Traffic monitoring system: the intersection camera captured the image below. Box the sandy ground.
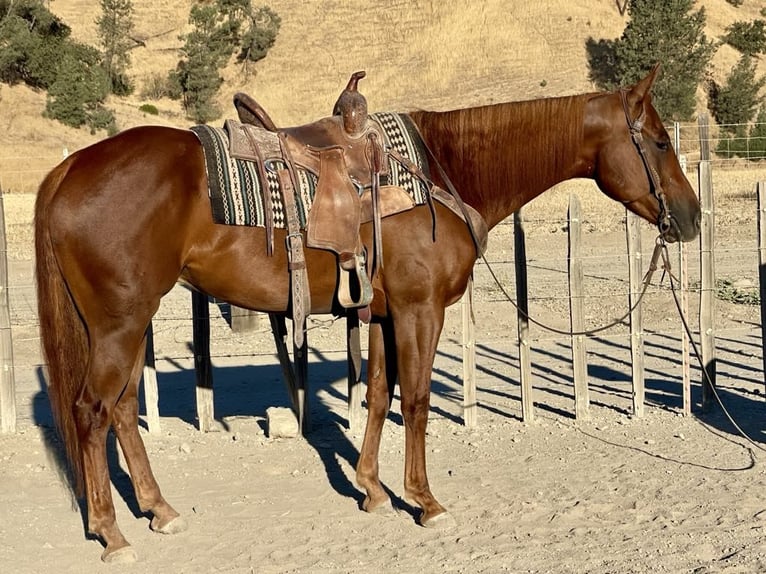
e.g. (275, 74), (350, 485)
(1, 181), (766, 574)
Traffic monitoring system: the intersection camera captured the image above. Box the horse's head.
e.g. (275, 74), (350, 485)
(585, 64), (700, 243)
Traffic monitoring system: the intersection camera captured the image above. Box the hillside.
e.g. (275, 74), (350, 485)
(0, 0), (764, 192)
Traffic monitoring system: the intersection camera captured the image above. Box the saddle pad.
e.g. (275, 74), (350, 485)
(191, 124), (316, 228)
(370, 112), (431, 204)
(191, 112), (431, 228)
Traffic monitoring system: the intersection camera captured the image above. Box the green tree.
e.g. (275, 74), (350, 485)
(710, 54), (766, 133)
(0, 0), (72, 88)
(722, 19), (766, 56)
(170, 1), (280, 123)
(96, 0), (136, 95)
(238, 6), (280, 63)
(0, 0), (118, 133)
(44, 43), (115, 132)
(170, 3), (235, 123)
(586, 0), (716, 122)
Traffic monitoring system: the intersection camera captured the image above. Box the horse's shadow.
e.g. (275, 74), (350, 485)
(32, 346), (428, 533)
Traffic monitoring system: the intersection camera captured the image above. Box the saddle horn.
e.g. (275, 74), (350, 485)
(333, 71), (368, 137)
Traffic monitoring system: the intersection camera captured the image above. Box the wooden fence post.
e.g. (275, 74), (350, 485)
(626, 211), (645, 417)
(697, 114), (716, 412)
(462, 278), (477, 428)
(0, 193), (16, 433)
(346, 313), (364, 431)
(192, 290), (215, 431)
(142, 322), (161, 433)
(757, 181), (766, 396)
(231, 306), (260, 333)
(674, 120), (692, 415)
(568, 194), (589, 420)
(680, 241), (691, 416)
(514, 209), (534, 422)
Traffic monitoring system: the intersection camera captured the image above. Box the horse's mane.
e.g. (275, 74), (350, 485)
(410, 94), (590, 226)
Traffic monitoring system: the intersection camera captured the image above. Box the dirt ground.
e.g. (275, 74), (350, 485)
(2, 176), (766, 574)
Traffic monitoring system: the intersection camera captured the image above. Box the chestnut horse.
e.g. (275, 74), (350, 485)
(35, 65), (699, 562)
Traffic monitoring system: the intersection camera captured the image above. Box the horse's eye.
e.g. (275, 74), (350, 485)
(656, 140), (670, 152)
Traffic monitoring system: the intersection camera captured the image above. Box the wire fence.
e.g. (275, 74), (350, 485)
(675, 119), (766, 169)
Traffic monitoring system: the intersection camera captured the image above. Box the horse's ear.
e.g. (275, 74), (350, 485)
(626, 63), (661, 117)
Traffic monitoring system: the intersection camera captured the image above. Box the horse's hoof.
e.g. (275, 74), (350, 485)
(101, 545), (138, 563)
(421, 510), (457, 529)
(151, 515), (188, 535)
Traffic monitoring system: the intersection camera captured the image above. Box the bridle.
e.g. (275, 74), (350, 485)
(619, 88), (675, 239)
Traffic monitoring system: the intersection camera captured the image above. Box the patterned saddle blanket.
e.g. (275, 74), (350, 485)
(190, 112), (431, 230)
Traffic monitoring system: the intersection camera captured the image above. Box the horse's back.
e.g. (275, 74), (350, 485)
(45, 126), (204, 235)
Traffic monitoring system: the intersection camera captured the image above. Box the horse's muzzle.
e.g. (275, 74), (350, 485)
(661, 207), (701, 243)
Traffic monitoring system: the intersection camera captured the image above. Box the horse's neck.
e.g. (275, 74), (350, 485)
(411, 95), (592, 230)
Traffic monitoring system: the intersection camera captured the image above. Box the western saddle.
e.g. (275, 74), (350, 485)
(229, 71), (424, 347)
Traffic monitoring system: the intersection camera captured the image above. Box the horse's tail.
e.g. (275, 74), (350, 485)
(34, 160), (88, 496)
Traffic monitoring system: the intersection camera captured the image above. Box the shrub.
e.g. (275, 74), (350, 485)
(140, 72), (175, 99)
(139, 103), (159, 115)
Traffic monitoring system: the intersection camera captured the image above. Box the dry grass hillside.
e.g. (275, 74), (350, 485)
(0, 0), (764, 192)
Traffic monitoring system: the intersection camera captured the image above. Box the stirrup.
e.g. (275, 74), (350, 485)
(338, 252), (374, 308)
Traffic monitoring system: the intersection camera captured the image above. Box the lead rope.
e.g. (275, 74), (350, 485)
(480, 240), (663, 336)
(658, 240), (766, 456)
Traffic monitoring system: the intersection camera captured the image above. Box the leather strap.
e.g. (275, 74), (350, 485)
(366, 132), (385, 274)
(277, 133), (311, 348)
(245, 126), (275, 256)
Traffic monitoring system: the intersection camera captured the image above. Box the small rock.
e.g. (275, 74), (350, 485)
(266, 407), (299, 439)
(179, 442), (192, 454)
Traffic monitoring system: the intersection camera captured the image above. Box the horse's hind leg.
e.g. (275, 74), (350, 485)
(356, 318), (398, 515)
(112, 335), (186, 535)
(76, 327), (152, 562)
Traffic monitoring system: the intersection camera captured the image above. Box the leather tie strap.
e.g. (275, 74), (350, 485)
(245, 126), (275, 256)
(276, 133), (311, 349)
(366, 132), (384, 274)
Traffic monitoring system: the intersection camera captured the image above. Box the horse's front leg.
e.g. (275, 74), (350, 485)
(393, 303), (454, 528)
(356, 317), (398, 515)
